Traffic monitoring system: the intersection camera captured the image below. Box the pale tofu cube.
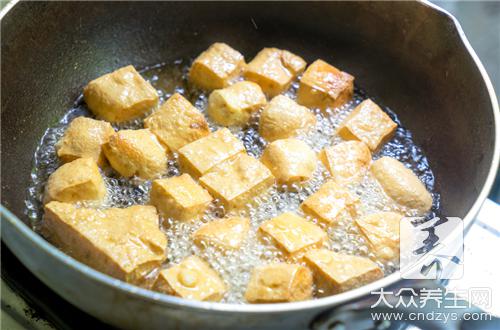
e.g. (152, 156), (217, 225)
(337, 99), (397, 151)
(301, 180), (358, 225)
(304, 249), (383, 295)
(83, 65), (159, 123)
(144, 93), (210, 152)
(56, 117), (115, 167)
(189, 43), (245, 90)
(103, 129), (167, 179)
(259, 212), (327, 257)
(320, 141), (372, 184)
(199, 153), (275, 210)
(259, 95), (316, 142)
(371, 157), (433, 213)
(261, 138), (317, 185)
(355, 212), (403, 260)
(178, 128), (245, 178)
(153, 256), (226, 301)
(44, 202), (167, 286)
(245, 48), (306, 96)
(44, 158), (106, 204)
(245, 263), (313, 303)
(193, 217), (250, 250)
(297, 59), (354, 110)
(208, 81), (266, 126)
(150, 174), (213, 221)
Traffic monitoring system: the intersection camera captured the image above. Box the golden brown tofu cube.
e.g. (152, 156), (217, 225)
(208, 81), (266, 126)
(103, 129), (167, 179)
(259, 95), (317, 142)
(200, 153), (275, 210)
(44, 157), (106, 204)
(144, 93), (210, 152)
(56, 117), (115, 167)
(371, 157), (433, 213)
(83, 65), (159, 123)
(320, 141), (372, 184)
(153, 256), (226, 301)
(193, 217), (250, 250)
(356, 212), (403, 260)
(189, 43), (245, 90)
(245, 263), (313, 303)
(245, 48), (306, 96)
(178, 128), (245, 178)
(259, 212), (327, 257)
(337, 99), (397, 151)
(44, 202), (167, 286)
(297, 59), (354, 110)
(261, 138), (317, 185)
(304, 249), (383, 295)
(301, 180), (358, 225)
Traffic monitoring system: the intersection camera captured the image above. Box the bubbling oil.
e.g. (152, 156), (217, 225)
(25, 60), (439, 303)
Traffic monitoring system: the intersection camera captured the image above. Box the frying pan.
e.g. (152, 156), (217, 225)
(1, 1), (499, 329)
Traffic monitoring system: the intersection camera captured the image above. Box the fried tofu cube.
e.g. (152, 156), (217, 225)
(144, 93), (210, 152)
(178, 128), (245, 178)
(259, 212), (327, 257)
(193, 217), (250, 250)
(208, 81), (266, 126)
(150, 174), (213, 221)
(245, 48), (306, 96)
(189, 43), (245, 90)
(320, 141), (372, 184)
(83, 65), (159, 123)
(153, 256), (226, 301)
(259, 95), (317, 142)
(261, 138), (317, 185)
(200, 153), (275, 210)
(245, 263), (313, 303)
(355, 212), (403, 260)
(304, 249), (383, 295)
(56, 117), (115, 167)
(44, 202), (167, 286)
(371, 157), (433, 213)
(297, 59), (354, 110)
(337, 99), (397, 151)
(103, 129), (167, 179)
(44, 157), (106, 204)
(301, 180), (358, 225)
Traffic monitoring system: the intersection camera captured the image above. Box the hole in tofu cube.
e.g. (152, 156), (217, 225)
(259, 212), (327, 258)
(259, 95), (316, 142)
(103, 129), (168, 180)
(44, 157), (106, 204)
(337, 99), (397, 151)
(193, 216), (250, 250)
(44, 202), (167, 286)
(304, 249), (383, 295)
(208, 81), (266, 126)
(144, 93), (210, 152)
(178, 128), (245, 178)
(189, 43), (245, 90)
(297, 59), (354, 111)
(319, 141), (372, 184)
(301, 180), (359, 225)
(261, 138), (317, 185)
(56, 117), (115, 167)
(199, 153), (275, 211)
(150, 174), (213, 221)
(83, 65), (159, 123)
(245, 48), (306, 97)
(153, 256), (226, 301)
(245, 263), (313, 303)
(371, 157), (432, 213)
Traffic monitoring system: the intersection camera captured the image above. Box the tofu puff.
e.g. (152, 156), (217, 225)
(320, 141), (372, 184)
(193, 217), (250, 250)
